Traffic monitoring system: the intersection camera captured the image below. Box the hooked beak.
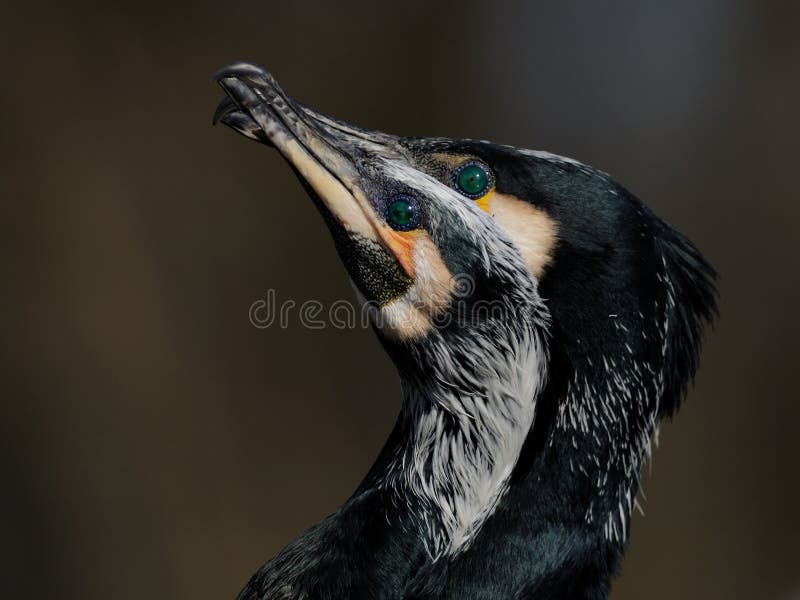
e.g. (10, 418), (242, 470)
(212, 63), (417, 293)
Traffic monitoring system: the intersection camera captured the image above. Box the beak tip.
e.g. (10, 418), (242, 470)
(212, 61), (271, 84)
(212, 97), (232, 126)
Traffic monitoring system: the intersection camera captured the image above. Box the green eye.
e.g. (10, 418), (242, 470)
(453, 161), (493, 198)
(386, 194), (419, 231)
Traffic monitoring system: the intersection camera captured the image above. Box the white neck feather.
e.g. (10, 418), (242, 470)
(384, 323), (547, 560)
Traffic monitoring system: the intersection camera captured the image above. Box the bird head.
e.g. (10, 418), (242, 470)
(213, 63), (717, 551)
(214, 64), (549, 350)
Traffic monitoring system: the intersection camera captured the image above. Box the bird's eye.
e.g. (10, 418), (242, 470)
(452, 161), (493, 199)
(385, 194), (420, 231)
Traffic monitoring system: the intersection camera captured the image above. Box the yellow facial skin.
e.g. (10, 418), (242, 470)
(475, 194), (492, 213)
(476, 190), (558, 280)
(371, 233), (455, 343)
(434, 154), (559, 280)
(381, 228), (420, 279)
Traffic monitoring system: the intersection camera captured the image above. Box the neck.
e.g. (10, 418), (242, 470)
(377, 314), (548, 560)
(240, 350), (648, 600)
(240, 313), (664, 600)
(388, 343), (648, 599)
(404, 326), (667, 599)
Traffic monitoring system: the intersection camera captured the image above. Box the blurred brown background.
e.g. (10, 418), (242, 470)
(2, 1), (799, 599)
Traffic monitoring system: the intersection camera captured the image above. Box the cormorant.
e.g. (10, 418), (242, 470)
(212, 62), (717, 600)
